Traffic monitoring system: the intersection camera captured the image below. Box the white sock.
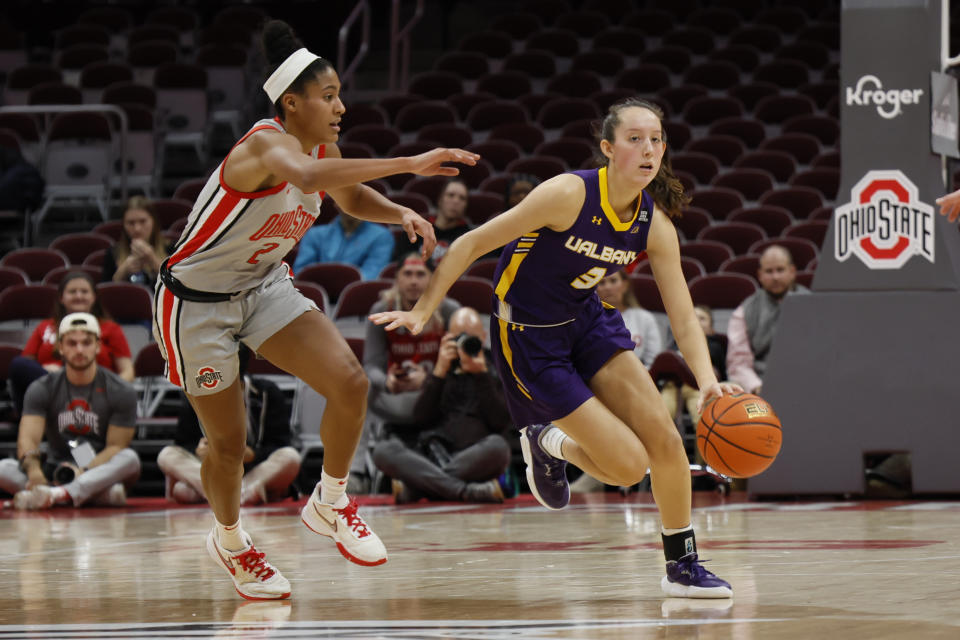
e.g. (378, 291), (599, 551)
(662, 524), (693, 536)
(216, 517), (246, 551)
(319, 469), (349, 508)
(539, 425), (570, 460)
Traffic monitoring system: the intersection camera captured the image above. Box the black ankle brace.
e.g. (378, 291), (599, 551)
(662, 529), (697, 563)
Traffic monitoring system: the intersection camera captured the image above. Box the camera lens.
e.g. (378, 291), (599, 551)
(456, 333), (483, 357)
(53, 463), (77, 485)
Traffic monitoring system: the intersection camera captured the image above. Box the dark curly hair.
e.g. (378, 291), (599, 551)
(261, 20), (335, 120)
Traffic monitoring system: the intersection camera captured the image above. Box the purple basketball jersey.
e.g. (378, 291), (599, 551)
(492, 167), (654, 326)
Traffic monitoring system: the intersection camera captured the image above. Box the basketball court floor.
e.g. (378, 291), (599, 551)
(0, 492), (958, 639)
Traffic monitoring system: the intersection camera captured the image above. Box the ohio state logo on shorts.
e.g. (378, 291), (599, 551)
(196, 367), (224, 390)
(834, 170), (934, 269)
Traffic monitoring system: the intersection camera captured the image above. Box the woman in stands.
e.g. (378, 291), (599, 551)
(596, 268), (663, 369)
(10, 271), (133, 412)
(372, 98), (740, 599)
(152, 19), (477, 600)
(101, 196), (170, 287)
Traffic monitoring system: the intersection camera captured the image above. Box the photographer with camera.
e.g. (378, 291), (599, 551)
(372, 307), (513, 503)
(0, 313), (140, 510)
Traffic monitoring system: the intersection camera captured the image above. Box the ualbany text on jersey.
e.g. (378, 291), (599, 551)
(564, 236), (639, 265)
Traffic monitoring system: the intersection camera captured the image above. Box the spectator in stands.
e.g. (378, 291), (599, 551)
(0, 313), (140, 509)
(0, 145), (43, 254)
(660, 304), (727, 426)
(595, 268), (662, 368)
(101, 196), (170, 286)
(292, 211), (394, 279)
(394, 178), (471, 262)
(505, 173), (541, 210)
(361, 253), (460, 489)
(9, 272), (133, 415)
(726, 245), (809, 394)
(157, 345), (301, 505)
(372, 307), (513, 503)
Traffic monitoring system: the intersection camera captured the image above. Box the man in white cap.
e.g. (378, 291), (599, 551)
(0, 312), (140, 509)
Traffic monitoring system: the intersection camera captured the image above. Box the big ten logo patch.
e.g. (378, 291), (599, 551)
(196, 367), (224, 390)
(743, 401), (771, 419)
(834, 170), (934, 269)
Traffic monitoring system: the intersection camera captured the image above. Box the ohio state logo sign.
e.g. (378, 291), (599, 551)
(834, 170), (934, 269)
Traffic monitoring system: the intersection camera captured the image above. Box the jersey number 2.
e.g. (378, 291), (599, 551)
(570, 266), (607, 289)
(247, 242), (280, 265)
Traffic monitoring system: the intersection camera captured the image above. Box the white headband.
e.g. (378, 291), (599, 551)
(263, 48), (320, 103)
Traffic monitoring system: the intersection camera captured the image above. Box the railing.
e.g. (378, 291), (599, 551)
(0, 104), (128, 202)
(337, 0), (371, 92)
(389, 0), (425, 92)
(0, 104), (128, 245)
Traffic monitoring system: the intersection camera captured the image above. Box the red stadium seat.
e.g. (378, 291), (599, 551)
(728, 206), (794, 238)
(96, 282), (153, 324)
(697, 222), (767, 256)
(297, 263), (362, 303)
(448, 277), (494, 315)
(679, 241), (735, 273)
(0, 284), (57, 322)
(688, 273), (758, 309)
(0, 248), (69, 282)
(48, 232), (114, 265)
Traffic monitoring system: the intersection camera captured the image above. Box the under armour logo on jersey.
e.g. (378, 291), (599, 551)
(638, 209), (649, 223)
(591, 216), (602, 225)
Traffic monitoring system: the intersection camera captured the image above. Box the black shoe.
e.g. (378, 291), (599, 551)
(461, 479), (505, 503)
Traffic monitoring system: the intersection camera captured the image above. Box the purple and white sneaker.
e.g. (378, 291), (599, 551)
(661, 553), (732, 598)
(519, 424), (569, 510)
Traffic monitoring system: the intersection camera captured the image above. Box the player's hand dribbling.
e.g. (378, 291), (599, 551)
(696, 381), (744, 416)
(369, 309), (430, 335)
(399, 208), (437, 260)
(407, 148), (480, 177)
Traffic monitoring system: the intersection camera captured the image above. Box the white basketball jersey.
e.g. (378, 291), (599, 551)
(166, 118), (325, 292)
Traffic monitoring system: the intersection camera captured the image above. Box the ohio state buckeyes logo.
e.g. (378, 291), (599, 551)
(834, 170), (934, 269)
(58, 398), (99, 436)
(195, 367), (224, 390)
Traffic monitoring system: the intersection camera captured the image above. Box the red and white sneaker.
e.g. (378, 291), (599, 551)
(205, 528), (291, 600)
(300, 488), (387, 566)
(13, 485), (56, 510)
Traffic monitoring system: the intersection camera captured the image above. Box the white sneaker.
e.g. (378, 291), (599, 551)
(90, 483), (127, 507)
(13, 485), (55, 510)
(300, 488), (387, 566)
(206, 528), (291, 600)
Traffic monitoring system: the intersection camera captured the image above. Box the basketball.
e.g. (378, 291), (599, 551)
(697, 393), (782, 478)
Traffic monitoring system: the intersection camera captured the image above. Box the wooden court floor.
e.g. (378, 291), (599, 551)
(0, 492), (958, 639)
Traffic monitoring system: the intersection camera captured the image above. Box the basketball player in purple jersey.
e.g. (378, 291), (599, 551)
(372, 98), (739, 598)
(153, 20), (478, 600)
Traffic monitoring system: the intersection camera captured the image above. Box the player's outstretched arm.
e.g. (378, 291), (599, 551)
(326, 144), (437, 259)
(370, 175), (583, 334)
(248, 129), (480, 194)
(936, 188), (960, 222)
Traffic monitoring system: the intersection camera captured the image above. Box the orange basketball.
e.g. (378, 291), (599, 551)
(697, 392), (782, 478)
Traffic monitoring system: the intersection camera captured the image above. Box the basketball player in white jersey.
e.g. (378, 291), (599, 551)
(153, 19), (479, 600)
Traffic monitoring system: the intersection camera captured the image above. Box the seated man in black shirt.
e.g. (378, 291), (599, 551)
(372, 307), (513, 503)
